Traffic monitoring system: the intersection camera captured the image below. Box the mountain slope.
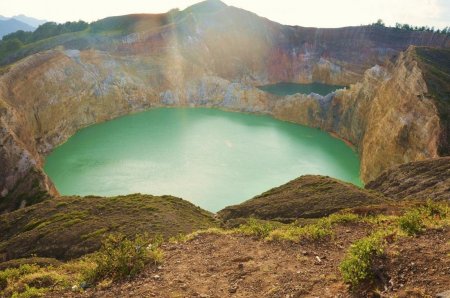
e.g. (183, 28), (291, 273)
(11, 15), (46, 28)
(0, 19), (34, 38)
(0, 194), (217, 261)
(366, 157), (450, 200)
(218, 175), (387, 222)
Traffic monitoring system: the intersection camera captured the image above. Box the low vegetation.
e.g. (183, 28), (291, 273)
(398, 210), (424, 235)
(0, 233), (164, 297)
(0, 194), (217, 261)
(0, 200), (448, 296)
(339, 231), (388, 288)
(83, 233), (163, 285)
(0, 263), (67, 297)
(234, 212), (360, 243)
(236, 218), (280, 238)
(338, 199), (449, 288)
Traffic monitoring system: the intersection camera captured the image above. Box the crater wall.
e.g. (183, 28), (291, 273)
(0, 2), (448, 211)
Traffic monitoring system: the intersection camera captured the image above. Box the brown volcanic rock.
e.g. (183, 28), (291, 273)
(366, 157), (450, 200)
(0, 0), (449, 211)
(218, 175), (387, 222)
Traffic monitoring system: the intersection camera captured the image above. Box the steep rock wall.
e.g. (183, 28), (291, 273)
(272, 47), (443, 181)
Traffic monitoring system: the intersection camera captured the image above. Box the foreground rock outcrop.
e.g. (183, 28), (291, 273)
(218, 175), (387, 222)
(0, 194), (217, 261)
(366, 157), (450, 200)
(0, 0), (449, 211)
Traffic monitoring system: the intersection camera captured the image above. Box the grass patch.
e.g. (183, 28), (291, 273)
(233, 213), (361, 243)
(80, 228), (109, 241)
(267, 222), (331, 243)
(419, 199), (448, 220)
(325, 213), (360, 225)
(83, 233), (163, 285)
(11, 286), (46, 298)
(235, 219), (280, 238)
(0, 263), (69, 297)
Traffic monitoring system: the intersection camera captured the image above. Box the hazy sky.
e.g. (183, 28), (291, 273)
(1, 0), (449, 28)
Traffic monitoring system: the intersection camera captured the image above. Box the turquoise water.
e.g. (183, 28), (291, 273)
(44, 108), (361, 212)
(258, 82), (346, 96)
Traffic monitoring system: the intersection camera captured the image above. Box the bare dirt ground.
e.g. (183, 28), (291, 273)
(51, 223), (449, 298)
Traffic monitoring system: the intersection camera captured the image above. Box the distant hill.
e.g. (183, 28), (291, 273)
(12, 14), (47, 27)
(0, 18), (34, 38)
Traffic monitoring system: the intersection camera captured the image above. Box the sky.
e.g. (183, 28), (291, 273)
(0, 0), (449, 29)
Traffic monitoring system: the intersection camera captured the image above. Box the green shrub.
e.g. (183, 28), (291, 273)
(11, 285), (46, 298)
(421, 199), (448, 219)
(20, 272), (66, 289)
(339, 232), (386, 287)
(326, 213), (360, 224)
(237, 218), (278, 238)
(0, 264), (41, 288)
(398, 210), (423, 235)
(83, 233), (163, 285)
(0, 274), (7, 291)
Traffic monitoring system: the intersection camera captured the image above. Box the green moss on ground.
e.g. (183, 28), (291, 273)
(0, 194), (217, 261)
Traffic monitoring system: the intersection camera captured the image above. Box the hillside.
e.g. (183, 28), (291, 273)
(366, 157), (450, 200)
(11, 15), (47, 28)
(0, 166), (449, 297)
(218, 175), (387, 222)
(0, 194), (217, 261)
(1, 199), (448, 297)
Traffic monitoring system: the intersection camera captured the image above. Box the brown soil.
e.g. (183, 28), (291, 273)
(51, 224), (449, 298)
(379, 228), (450, 296)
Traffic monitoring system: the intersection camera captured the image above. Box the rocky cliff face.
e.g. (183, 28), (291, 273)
(0, 0), (449, 211)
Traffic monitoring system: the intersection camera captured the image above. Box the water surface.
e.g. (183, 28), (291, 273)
(44, 108), (361, 211)
(259, 82), (346, 96)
